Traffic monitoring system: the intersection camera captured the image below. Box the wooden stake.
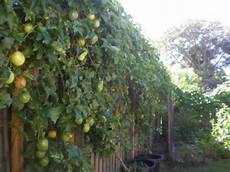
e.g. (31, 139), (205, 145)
(11, 111), (24, 172)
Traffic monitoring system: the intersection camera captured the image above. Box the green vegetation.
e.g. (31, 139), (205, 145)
(161, 160), (230, 172)
(0, 0), (229, 171)
(0, 0), (170, 171)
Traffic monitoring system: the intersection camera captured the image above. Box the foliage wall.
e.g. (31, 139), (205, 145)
(0, 0), (171, 171)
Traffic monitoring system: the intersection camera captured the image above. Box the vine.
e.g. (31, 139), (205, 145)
(0, 0), (171, 171)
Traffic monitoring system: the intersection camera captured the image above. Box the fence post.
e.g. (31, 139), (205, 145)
(11, 111), (24, 172)
(167, 93), (174, 161)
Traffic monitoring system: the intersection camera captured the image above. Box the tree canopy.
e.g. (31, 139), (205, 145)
(162, 20), (230, 90)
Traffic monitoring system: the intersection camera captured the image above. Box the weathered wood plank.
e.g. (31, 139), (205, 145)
(0, 110), (4, 172)
(95, 154), (99, 172)
(99, 157), (102, 172)
(103, 157), (106, 172)
(11, 111), (24, 172)
(2, 109), (10, 172)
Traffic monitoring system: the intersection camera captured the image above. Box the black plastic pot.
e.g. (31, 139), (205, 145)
(125, 159), (156, 172)
(134, 154), (164, 172)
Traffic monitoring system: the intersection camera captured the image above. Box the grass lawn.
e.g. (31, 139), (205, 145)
(161, 160), (230, 172)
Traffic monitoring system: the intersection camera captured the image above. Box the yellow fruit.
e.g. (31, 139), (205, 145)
(94, 19), (100, 28)
(78, 49), (88, 61)
(87, 14), (96, 20)
(4, 71), (15, 84)
(78, 38), (86, 47)
(51, 42), (66, 55)
(83, 123), (90, 133)
(97, 80), (103, 92)
(69, 10), (78, 20)
(48, 130), (57, 139)
(86, 117), (95, 127)
(44, 16), (49, 20)
(10, 51), (25, 66)
(91, 35), (98, 45)
(15, 76), (26, 89)
(62, 133), (73, 143)
(69, 134), (75, 144)
(24, 23), (33, 33)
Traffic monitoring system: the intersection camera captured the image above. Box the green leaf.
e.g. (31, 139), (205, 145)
(44, 106), (63, 123)
(66, 145), (80, 160)
(23, 70), (35, 80)
(0, 92), (12, 109)
(1, 37), (14, 49)
(0, 53), (8, 66)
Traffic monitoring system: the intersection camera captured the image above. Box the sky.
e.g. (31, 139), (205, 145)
(119, 0), (230, 40)
(119, 0), (230, 76)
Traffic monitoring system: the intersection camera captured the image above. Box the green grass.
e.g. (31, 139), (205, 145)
(161, 160), (230, 172)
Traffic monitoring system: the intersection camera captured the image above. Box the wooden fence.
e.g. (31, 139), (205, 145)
(0, 109), (126, 172)
(91, 152), (124, 172)
(0, 95), (174, 172)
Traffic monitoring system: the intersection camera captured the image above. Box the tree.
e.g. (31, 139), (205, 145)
(162, 20), (230, 90)
(171, 68), (200, 91)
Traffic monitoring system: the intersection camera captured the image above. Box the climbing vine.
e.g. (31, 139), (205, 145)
(0, 0), (171, 171)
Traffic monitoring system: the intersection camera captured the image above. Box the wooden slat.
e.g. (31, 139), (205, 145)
(114, 154), (116, 171)
(2, 109), (10, 172)
(95, 154), (98, 172)
(110, 155), (112, 172)
(118, 148), (122, 172)
(11, 111), (24, 172)
(99, 157), (102, 172)
(115, 153), (119, 172)
(0, 111), (3, 172)
(109, 156), (111, 172)
(106, 156), (109, 172)
(103, 157), (106, 172)
(113, 154), (116, 172)
(111, 155), (114, 172)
